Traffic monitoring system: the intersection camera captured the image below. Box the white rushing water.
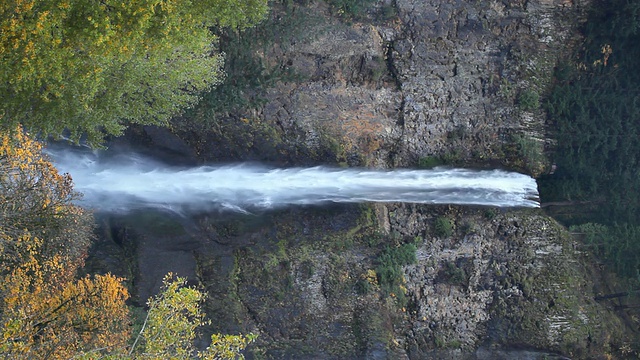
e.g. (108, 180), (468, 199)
(47, 148), (539, 213)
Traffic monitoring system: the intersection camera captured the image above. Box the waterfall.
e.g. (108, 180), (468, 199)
(47, 148), (539, 213)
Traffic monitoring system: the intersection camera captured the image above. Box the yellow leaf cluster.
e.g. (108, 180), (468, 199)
(0, 127), (130, 359)
(0, 231), (131, 358)
(129, 274), (256, 360)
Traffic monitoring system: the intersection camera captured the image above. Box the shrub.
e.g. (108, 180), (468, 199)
(326, 0), (375, 20)
(379, 3), (397, 21)
(375, 243), (417, 306)
(484, 208), (499, 220)
(434, 216), (453, 237)
(418, 156), (443, 169)
(440, 149), (463, 165)
(517, 89), (540, 111)
(355, 278), (373, 295)
(442, 261), (467, 286)
(460, 220), (475, 235)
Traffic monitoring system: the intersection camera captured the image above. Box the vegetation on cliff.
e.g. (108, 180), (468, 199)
(541, 0), (640, 282)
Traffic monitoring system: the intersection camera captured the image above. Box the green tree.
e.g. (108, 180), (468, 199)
(571, 223), (640, 280)
(541, 0), (640, 224)
(128, 274), (256, 360)
(538, 0), (640, 285)
(0, 0), (267, 145)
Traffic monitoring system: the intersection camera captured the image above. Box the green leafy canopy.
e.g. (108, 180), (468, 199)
(0, 0), (268, 145)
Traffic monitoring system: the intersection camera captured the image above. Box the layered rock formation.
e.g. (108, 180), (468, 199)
(94, 204), (632, 359)
(177, 0), (586, 172)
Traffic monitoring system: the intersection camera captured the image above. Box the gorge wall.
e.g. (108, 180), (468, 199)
(94, 204), (632, 359)
(172, 0), (586, 174)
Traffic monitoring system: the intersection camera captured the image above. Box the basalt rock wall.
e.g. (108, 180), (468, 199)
(173, 0), (588, 174)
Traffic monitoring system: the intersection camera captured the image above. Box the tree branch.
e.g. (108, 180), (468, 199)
(129, 306), (152, 355)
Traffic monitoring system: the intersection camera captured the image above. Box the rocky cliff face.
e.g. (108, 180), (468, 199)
(88, 0), (640, 358)
(175, 0), (588, 174)
(387, 206), (625, 358)
(94, 204), (632, 359)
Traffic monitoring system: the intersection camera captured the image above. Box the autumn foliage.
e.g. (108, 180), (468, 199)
(130, 274), (257, 360)
(0, 125), (93, 268)
(0, 129), (255, 358)
(0, 127), (130, 358)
